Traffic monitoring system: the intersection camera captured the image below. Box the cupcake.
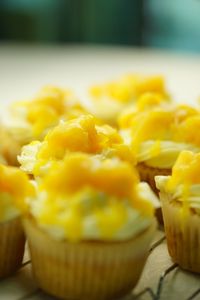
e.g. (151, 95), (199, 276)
(119, 102), (200, 193)
(88, 73), (169, 125)
(23, 153), (158, 299)
(1, 86), (86, 165)
(18, 114), (136, 177)
(156, 151), (200, 273)
(0, 164), (34, 278)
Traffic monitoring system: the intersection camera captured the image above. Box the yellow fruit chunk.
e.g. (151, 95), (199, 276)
(36, 115), (126, 162)
(175, 116), (200, 147)
(135, 76), (166, 97)
(42, 153), (139, 199)
(131, 110), (173, 146)
(168, 151), (200, 188)
(27, 104), (58, 136)
(0, 164), (34, 211)
(95, 202), (127, 238)
(90, 74), (168, 104)
(36, 85), (66, 115)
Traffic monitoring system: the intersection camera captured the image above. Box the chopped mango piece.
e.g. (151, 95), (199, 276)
(168, 151), (200, 188)
(0, 164), (34, 212)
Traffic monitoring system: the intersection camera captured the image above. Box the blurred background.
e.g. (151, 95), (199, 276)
(0, 0), (200, 52)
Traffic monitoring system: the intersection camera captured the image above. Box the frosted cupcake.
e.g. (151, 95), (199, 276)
(88, 73), (169, 124)
(0, 164), (34, 278)
(119, 102), (200, 193)
(156, 151), (200, 273)
(23, 153), (158, 299)
(18, 114), (135, 177)
(1, 86), (86, 165)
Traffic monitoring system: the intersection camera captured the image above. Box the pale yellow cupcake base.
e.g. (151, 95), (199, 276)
(160, 192), (200, 273)
(137, 163), (171, 194)
(0, 217), (25, 278)
(24, 218), (156, 300)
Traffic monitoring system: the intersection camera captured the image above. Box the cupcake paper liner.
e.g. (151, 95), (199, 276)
(137, 163), (171, 194)
(137, 163), (171, 224)
(0, 217), (25, 278)
(160, 192), (200, 273)
(24, 218), (156, 300)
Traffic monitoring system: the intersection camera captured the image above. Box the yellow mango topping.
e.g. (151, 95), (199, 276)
(0, 164), (34, 213)
(90, 74), (168, 103)
(103, 144), (136, 165)
(118, 92), (168, 128)
(19, 114), (136, 177)
(130, 110), (174, 147)
(36, 115), (130, 162)
(11, 85), (85, 139)
(136, 92), (165, 111)
(95, 202), (127, 239)
(174, 104), (198, 124)
(41, 153), (139, 199)
(27, 104), (58, 137)
(118, 104), (200, 170)
(168, 151), (200, 189)
(131, 75), (167, 97)
(165, 150), (200, 220)
(28, 154), (156, 241)
(90, 81), (132, 103)
(174, 116), (200, 147)
(119, 103), (200, 152)
(37, 115), (100, 159)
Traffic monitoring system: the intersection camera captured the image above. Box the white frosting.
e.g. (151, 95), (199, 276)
(88, 99), (125, 123)
(137, 141), (199, 168)
(120, 133), (200, 168)
(37, 209), (152, 241)
(18, 141), (41, 174)
(137, 182), (160, 208)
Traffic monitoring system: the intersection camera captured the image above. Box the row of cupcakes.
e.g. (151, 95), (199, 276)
(18, 112), (200, 276)
(1, 148), (200, 298)
(0, 74), (169, 165)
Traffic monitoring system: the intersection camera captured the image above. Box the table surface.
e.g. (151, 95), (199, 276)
(0, 44), (200, 300)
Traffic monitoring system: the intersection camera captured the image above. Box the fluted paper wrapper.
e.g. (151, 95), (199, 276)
(137, 163), (171, 194)
(137, 163), (171, 224)
(24, 218), (156, 300)
(160, 192), (200, 273)
(0, 217), (25, 278)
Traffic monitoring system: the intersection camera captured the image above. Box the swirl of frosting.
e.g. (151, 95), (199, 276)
(119, 104), (200, 168)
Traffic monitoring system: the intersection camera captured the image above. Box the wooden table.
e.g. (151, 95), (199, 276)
(0, 44), (200, 300)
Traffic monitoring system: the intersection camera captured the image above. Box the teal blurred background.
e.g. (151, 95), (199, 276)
(0, 0), (200, 52)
